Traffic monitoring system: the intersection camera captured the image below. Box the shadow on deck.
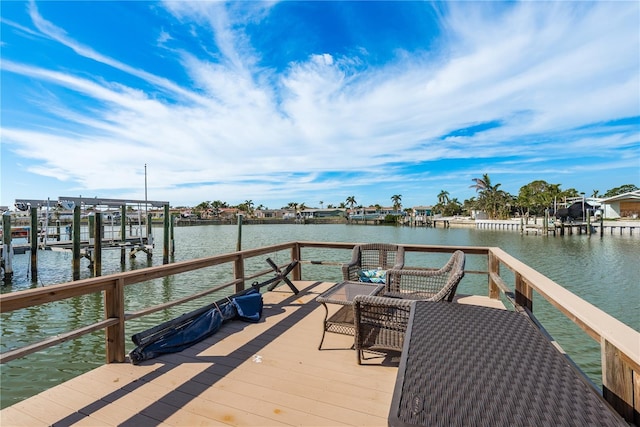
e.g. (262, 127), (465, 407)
(2, 281), (403, 426)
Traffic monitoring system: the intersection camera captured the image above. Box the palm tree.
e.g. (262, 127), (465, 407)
(285, 202), (299, 215)
(437, 190), (450, 205)
(345, 196), (357, 210)
(470, 174), (492, 193)
(391, 194), (402, 212)
(244, 200), (254, 217)
(319, 201), (324, 209)
(211, 200), (226, 217)
(470, 174), (509, 219)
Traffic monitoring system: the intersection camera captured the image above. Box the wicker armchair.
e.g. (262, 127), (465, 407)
(352, 251), (466, 364)
(353, 295), (414, 364)
(383, 250), (465, 302)
(342, 243), (405, 282)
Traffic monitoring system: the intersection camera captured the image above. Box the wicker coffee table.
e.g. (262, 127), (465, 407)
(316, 281), (384, 349)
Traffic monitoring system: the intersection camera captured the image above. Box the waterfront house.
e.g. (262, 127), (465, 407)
(601, 190), (640, 219)
(298, 208), (347, 219)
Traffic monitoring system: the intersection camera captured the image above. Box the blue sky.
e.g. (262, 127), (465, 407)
(1, 1), (639, 210)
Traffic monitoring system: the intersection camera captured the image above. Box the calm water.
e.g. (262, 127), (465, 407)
(1, 224), (638, 409)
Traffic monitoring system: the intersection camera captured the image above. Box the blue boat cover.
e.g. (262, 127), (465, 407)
(129, 289), (263, 364)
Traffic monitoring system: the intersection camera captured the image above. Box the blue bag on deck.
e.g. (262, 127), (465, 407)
(128, 289), (264, 364)
(232, 289), (263, 322)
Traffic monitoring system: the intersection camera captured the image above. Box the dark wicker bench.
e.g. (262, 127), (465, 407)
(388, 301), (627, 426)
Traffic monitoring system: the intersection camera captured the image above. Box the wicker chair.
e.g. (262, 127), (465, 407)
(383, 250), (465, 302)
(353, 295), (414, 364)
(352, 251), (466, 364)
(342, 243), (405, 282)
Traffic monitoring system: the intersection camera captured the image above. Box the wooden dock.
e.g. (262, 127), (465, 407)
(1, 241), (637, 425)
(0, 281), (502, 426)
(475, 219), (639, 236)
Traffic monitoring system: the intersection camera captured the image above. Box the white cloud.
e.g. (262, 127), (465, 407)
(1, 1), (638, 207)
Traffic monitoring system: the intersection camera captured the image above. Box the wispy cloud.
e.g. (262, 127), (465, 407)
(1, 1), (638, 208)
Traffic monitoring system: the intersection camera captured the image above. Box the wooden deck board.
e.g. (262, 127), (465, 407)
(1, 281), (504, 427)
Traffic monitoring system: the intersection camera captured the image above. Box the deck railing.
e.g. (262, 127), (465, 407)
(0, 241), (638, 423)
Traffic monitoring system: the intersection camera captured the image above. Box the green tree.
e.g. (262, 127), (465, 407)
(391, 194), (402, 212)
(462, 197), (476, 216)
(470, 174), (512, 219)
(211, 200), (227, 217)
(604, 184), (639, 197)
(442, 198), (462, 216)
(516, 180), (562, 216)
(345, 196), (357, 211)
(193, 201), (211, 219)
(437, 190), (450, 205)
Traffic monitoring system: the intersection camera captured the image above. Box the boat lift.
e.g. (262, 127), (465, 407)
(3, 196), (171, 283)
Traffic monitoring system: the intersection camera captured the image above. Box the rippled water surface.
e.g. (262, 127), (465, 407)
(1, 224), (638, 408)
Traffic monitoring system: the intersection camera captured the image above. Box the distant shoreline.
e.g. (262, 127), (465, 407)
(174, 217), (639, 229)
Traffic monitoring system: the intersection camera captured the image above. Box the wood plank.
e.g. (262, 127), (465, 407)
(10, 394), (79, 425)
(0, 406), (45, 426)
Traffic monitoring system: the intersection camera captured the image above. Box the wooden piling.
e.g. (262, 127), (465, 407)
(93, 212), (102, 277)
(170, 213), (175, 257)
(88, 213), (95, 244)
(163, 204), (169, 264)
(146, 213), (153, 260)
(236, 214), (243, 251)
(2, 212), (13, 282)
(30, 207), (38, 281)
(120, 205), (126, 243)
(120, 205), (127, 266)
(72, 205), (81, 280)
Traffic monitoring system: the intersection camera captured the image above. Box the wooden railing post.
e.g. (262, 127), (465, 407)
(291, 243), (302, 281)
(602, 338), (639, 424)
(487, 250), (500, 299)
(234, 254), (245, 293)
(514, 272), (532, 311)
(105, 278), (125, 363)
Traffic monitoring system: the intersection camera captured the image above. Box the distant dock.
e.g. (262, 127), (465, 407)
(475, 219), (638, 236)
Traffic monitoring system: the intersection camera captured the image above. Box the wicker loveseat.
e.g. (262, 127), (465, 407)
(383, 250), (465, 302)
(342, 243), (405, 282)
